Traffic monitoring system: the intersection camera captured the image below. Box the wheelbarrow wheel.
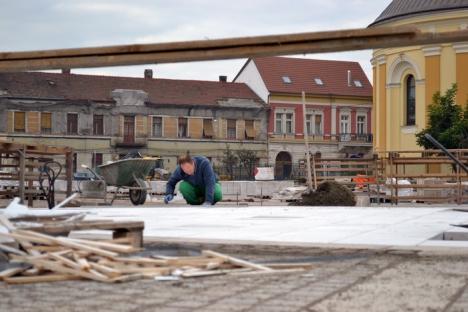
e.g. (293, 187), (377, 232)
(138, 189), (147, 205)
(129, 181), (147, 205)
(129, 188), (142, 205)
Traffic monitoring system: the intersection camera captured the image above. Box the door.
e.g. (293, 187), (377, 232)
(123, 116), (135, 144)
(275, 151), (292, 180)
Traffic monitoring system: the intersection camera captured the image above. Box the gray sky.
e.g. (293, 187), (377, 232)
(0, 0), (392, 82)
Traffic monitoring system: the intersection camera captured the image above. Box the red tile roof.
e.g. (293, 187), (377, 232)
(246, 56), (372, 98)
(0, 72), (264, 105)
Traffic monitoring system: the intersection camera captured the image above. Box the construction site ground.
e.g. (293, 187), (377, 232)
(2, 200), (468, 311)
(1, 243), (468, 312)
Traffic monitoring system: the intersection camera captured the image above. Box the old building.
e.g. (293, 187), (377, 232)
(234, 56), (373, 179)
(0, 70), (268, 172)
(370, 0), (468, 152)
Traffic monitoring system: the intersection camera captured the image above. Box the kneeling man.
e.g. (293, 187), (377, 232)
(164, 154), (222, 206)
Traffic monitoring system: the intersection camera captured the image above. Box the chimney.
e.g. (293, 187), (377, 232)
(62, 68), (71, 74)
(144, 69), (153, 79)
(347, 70), (352, 87)
(219, 75), (227, 82)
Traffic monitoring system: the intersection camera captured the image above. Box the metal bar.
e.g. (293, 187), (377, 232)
(2, 27), (468, 71)
(424, 134), (468, 174)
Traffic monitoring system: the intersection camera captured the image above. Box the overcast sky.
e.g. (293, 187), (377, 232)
(0, 0), (392, 83)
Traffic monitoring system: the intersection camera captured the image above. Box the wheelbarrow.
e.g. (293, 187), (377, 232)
(81, 158), (158, 205)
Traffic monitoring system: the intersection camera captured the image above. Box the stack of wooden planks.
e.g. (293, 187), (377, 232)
(0, 216), (301, 284)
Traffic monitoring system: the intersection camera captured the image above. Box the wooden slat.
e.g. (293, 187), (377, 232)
(202, 250), (273, 272)
(4, 274), (81, 284)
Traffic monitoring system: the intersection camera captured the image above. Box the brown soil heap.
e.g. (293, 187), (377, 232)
(293, 181), (356, 206)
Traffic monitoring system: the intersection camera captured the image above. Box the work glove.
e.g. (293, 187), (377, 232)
(164, 194), (173, 204)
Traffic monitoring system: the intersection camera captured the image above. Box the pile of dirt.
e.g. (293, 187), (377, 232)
(292, 181), (356, 206)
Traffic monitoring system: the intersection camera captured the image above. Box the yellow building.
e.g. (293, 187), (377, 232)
(370, 0), (468, 152)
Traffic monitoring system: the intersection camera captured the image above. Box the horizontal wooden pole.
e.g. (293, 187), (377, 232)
(1, 26), (468, 71)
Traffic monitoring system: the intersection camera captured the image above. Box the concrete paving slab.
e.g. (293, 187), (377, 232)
(8, 205), (464, 250)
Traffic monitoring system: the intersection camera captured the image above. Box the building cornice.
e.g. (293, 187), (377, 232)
(422, 46), (442, 56)
(453, 42), (468, 53)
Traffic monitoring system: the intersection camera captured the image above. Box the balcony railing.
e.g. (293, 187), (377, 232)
(272, 132), (373, 143)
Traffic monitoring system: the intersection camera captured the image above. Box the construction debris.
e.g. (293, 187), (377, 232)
(0, 215), (297, 284)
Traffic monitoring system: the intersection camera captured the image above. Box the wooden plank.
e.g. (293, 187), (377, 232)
(202, 250), (273, 272)
(0, 215), (41, 256)
(24, 258), (111, 282)
(66, 237), (137, 253)
(15, 230), (118, 258)
(4, 27), (468, 71)
(181, 270), (227, 278)
(88, 262), (121, 278)
(0, 243), (28, 256)
(49, 252), (81, 270)
(0, 267), (27, 280)
(4, 274), (81, 284)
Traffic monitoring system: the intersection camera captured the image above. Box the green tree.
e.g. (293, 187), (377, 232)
(236, 149), (258, 179)
(416, 84), (468, 149)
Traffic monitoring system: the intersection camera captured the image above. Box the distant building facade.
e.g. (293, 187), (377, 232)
(370, 0), (468, 152)
(234, 56), (373, 179)
(0, 70), (268, 172)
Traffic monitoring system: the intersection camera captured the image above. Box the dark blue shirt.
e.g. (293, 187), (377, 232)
(165, 156), (217, 204)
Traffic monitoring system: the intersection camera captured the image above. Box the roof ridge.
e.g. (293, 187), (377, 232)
(11, 71), (241, 85)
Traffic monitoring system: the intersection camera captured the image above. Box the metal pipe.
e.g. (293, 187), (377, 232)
(424, 134), (468, 174)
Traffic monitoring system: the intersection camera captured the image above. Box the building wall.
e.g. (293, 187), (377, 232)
(232, 60), (270, 103)
(371, 10), (468, 152)
(267, 93), (373, 159)
(0, 94), (269, 172)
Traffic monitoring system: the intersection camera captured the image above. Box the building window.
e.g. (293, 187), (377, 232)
(41, 112), (52, 134)
(340, 114), (350, 134)
(203, 119), (214, 139)
(275, 112), (294, 134)
(357, 115), (367, 135)
(152, 116), (163, 137)
(306, 113), (323, 136)
(282, 76), (292, 84)
(14, 111), (26, 133)
(406, 74), (416, 126)
(67, 113), (78, 135)
(92, 153), (103, 167)
(245, 120), (255, 140)
(93, 114), (104, 136)
(227, 119), (237, 139)
(275, 113), (283, 133)
(354, 80), (363, 87)
(178, 117), (188, 138)
(285, 113), (293, 133)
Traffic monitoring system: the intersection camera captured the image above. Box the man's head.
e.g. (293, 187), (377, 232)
(178, 154), (195, 175)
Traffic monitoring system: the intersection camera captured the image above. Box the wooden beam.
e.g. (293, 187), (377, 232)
(202, 250), (273, 271)
(2, 26), (468, 71)
(4, 274), (82, 284)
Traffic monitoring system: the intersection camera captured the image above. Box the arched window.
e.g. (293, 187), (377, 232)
(406, 74), (416, 126)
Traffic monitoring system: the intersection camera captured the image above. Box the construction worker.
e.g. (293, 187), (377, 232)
(164, 154), (222, 206)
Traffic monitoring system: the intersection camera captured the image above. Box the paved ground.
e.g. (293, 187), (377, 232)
(56, 205), (468, 249)
(2, 246), (468, 312)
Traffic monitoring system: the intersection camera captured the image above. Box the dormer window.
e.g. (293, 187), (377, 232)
(314, 78), (324, 85)
(282, 76), (292, 84)
(354, 80), (363, 87)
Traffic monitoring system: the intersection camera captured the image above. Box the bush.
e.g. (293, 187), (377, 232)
(292, 181), (356, 206)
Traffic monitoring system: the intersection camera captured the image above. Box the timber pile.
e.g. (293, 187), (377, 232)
(0, 216), (302, 284)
